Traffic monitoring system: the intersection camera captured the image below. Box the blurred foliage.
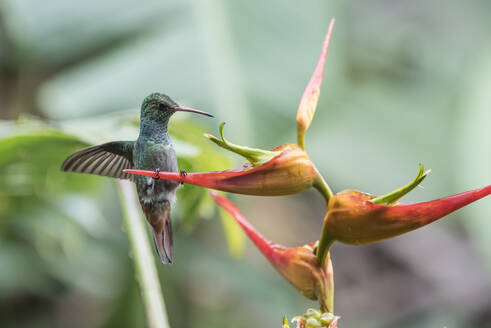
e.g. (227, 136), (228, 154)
(0, 114), (242, 327)
(0, 0), (490, 327)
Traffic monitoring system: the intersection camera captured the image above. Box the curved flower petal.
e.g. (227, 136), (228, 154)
(296, 19), (335, 150)
(204, 122), (280, 167)
(317, 184), (491, 264)
(124, 144), (319, 196)
(210, 191), (334, 313)
(370, 163), (431, 205)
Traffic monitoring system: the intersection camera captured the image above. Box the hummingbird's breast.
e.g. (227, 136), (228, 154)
(134, 138), (179, 203)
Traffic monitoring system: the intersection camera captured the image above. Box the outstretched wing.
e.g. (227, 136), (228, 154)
(61, 141), (135, 180)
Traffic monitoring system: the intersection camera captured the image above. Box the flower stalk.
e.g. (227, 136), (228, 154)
(117, 181), (170, 328)
(313, 173), (334, 204)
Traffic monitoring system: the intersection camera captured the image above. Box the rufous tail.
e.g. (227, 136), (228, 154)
(141, 200), (174, 264)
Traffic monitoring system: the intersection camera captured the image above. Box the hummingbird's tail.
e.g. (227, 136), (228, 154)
(141, 200), (174, 264)
(153, 219), (174, 264)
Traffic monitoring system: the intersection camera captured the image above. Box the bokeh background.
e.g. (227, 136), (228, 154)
(1, 1), (491, 327)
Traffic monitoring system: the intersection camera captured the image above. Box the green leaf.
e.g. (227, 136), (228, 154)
(0, 127), (99, 202)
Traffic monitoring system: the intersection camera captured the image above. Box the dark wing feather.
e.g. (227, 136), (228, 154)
(61, 141), (135, 180)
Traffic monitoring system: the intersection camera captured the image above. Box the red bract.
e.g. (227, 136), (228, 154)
(296, 19), (334, 151)
(317, 185), (491, 265)
(210, 191), (335, 313)
(125, 144), (320, 196)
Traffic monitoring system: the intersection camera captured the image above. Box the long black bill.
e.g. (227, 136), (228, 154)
(173, 106), (214, 117)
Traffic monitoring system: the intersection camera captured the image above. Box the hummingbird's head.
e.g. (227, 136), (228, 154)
(141, 93), (213, 121)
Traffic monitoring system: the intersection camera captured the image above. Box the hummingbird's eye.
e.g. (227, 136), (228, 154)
(158, 103), (165, 111)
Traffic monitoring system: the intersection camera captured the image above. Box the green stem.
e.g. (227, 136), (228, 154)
(117, 181), (170, 328)
(316, 227), (334, 268)
(319, 252), (334, 313)
(297, 132), (306, 151)
(312, 171), (335, 267)
(313, 172), (334, 204)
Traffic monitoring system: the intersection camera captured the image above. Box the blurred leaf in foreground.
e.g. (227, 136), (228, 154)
(0, 113), (236, 248)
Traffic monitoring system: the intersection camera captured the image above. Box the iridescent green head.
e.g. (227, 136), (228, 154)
(141, 93), (213, 122)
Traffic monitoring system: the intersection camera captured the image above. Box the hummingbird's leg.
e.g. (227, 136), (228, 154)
(151, 168), (161, 193)
(179, 170), (187, 185)
(153, 168), (161, 180)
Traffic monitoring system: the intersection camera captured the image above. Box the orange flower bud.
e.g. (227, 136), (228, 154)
(210, 191), (334, 313)
(329, 185), (491, 244)
(124, 144), (319, 196)
(276, 246), (334, 314)
(316, 185), (491, 265)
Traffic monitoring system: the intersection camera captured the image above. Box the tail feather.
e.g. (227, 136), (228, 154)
(140, 200), (174, 264)
(153, 219), (174, 264)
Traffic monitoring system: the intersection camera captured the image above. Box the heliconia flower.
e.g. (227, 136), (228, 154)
(296, 19), (334, 151)
(316, 165), (491, 265)
(209, 191), (335, 314)
(124, 142), (321, 196)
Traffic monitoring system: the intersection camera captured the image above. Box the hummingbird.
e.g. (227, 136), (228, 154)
(61, 93), (213, 264)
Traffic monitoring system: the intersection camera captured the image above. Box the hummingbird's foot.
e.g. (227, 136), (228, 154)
(179, 170), (187, 185)
(153, 168), (160, 180)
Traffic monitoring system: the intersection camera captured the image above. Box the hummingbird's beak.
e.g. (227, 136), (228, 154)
(173, 106), (214, 117)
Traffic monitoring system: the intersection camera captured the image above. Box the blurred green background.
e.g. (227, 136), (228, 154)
(1, 1), (491, 327)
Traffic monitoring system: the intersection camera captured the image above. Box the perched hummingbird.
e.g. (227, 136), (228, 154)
(61, 93), (213, 264)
